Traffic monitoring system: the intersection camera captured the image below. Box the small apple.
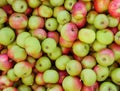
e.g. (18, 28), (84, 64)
(35, 86), (46, 91)
(61, 46), (71, 55)
(35, 56), (51, 72)
(83, 1), (92, 12)
(50, 0), (64, 7)
(0, 8), (7, 24)
(27, 0), (41, 8)
(35, 72), (45, 85)
(114, 31), (120, 45)
(2, 4), (14, 15)
(47, 84), (63, 91)
(108, 15), (119, 27)
(18, 85), (32, 91)
(2, 87), (18, 91)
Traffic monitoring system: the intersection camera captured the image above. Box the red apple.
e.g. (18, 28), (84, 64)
(2, 4), (14, 15)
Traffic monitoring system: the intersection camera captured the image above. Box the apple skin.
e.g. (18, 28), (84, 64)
(2, 4), (13, 15)
(109, 27), (118, 35)
(72, 1), (87, 20)
(60, 23), (78, 42)
(35, 86), (46, 91)
(95, 48), (115, 67)
(73, 54), (83, 62)
(0, 75), (13, 90)
(82, 81), (99, 91)
(32, 8), (39, 16)
(18, 85), (32, 91)
(28, 15), (44, 30)
(7, 45), (27, 62)
(47, 84), (63, 91)
(114, 31), (120, 45)
(83, 1), (92, 12)
(9, 13), (28, 30)
(2, 87), (18, 91)
(0, 54), (13, 72)
(93, 65), (109, 81)
(108, 0), (120, 17)
(99, 81), (118, 91)
(47, 31), (60, 44)
(30, 29), (47, 41)
(94, 0), (110, 13)
(13, 61), (32, 78)
(25, 7), (33, 16)
(0, 0), (8, 7)
(61, 47), (71, 55)
(50, 0), (64, 7)
(27, 0), (41, 8)
(62, 76), (82, 91)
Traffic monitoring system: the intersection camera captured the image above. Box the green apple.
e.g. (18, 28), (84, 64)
(111, 68), (120, 85)
(7, 45), (27, 62)
(0, 0), (7, 7)
(108, 15), (119, 27)
(62, 76), (82, 91)
(42, 0), (53, 8)
(80, 69), (96, 86)
(55, 55), (71, 70)
(0, 24), (4, 29)
(7, 0), (15, 5)
(0, 8), (7, 24)
(3, 87), (18, 91)
(35, 56), (51, 72)
(7, 68), (19, 81)
(43, 69), (59, 83)
(72, 40), (90, 57)
(38, 5), (53, 18)
(78, 28), (96, 44)
(27, 0), (41, 8)
(64, 0), (77, 11)
(99, 82), (118, 91)
(24, 36), (41, 58)
(96, 29), (114, 45)
(94, 65), (109, 81)
(18, 85), (32, 91)
(16, 32), (31, 48)
(41, 38), (57, 53)
(81, 55), (96, 69)
(21, 73), (34, 86)
(14, 62), (32, 78)
(45, 18), (58, 31)
(47, 47), (62, 60)
(66, 60), (82, 76)
(57, 10), (71, 25)
(92, 40), (107, 51)
(114, 31), (120, 45)
(12, 0), (28, 13)
(50, 0), (64, 7)
(94, 14), (109, 29)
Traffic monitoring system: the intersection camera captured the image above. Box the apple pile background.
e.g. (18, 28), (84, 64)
(0, 0), (120, 91)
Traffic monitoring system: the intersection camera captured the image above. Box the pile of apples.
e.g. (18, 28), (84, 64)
(1, 0), (120, 91)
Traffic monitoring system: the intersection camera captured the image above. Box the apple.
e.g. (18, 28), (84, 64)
(61, 47), (71, 55)
(38, 5), (53, 18)
(114, 31), (120, 45)
(78, 28), (96, 44)
(96, 28), (114, 45)
(41, 38), (57, 53)
(66, 60), (82, 76)
(94, 65), (109, 82)
(94, 0), (110, 13)
(47, 31), (60, 43)
(87, 10), (98, 24)
(81, 55), (96, 69)
(50, 0), (64, 7)
(7, 45), (27, 62)
(83, 1), (92, 12)
(108, 0), (120, 17)
(0, 8), (7, 24)
(64, 0), (77, 11)
(0, 0), (7, 7)
(7, 68), (19, 82)
(9, 13), (28, 30)
(47, 84), (63, 91)
(16, 32), (31, 48)
(32, 7), (39, 16)
(0, 27), (15, 46)
(47, 47), (62, 60)
(35, 72), (45, 85)
(72, 40), (90, 57)
(21, 73), (34, 86)
(0, 54), (13, 72)
(35, 56), (51, 72)
(72, 1), (87, 20)
(27, 0), (41, 8)
(24, 7), (33, 16)
(93, 14), (109, 29)
(57, 10), (71, 25)
(60, 23), (78, 42)
(28, 15), (44, 30)
(58, 70), (68, 84)
(62, 76), (82, 91)
(35, 86), (46, 91)
(24, 36), (41, 58)
(99, 81), (118, 91)
(95, 48), (115, 66)
(109, 27), (118, 35)
(92, 40), (107, 52)
(45, 18), (58, 31)
(13, 61), (32, 78)
(111, 68), (120, 85)
(12, 0), (28, 13)
(2, 4), (14, 15)
(18, 85), (32, 91)
(53, 6), (65, 18)
(30, 29), (47, 41)
(108, 15), (119, 27)
(42, 0), (53, 8)
(7, 0), (15, 5)
(43, 69), (59, 84)
(55, 55), (71, 70)
(2, 87), (18, 91)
